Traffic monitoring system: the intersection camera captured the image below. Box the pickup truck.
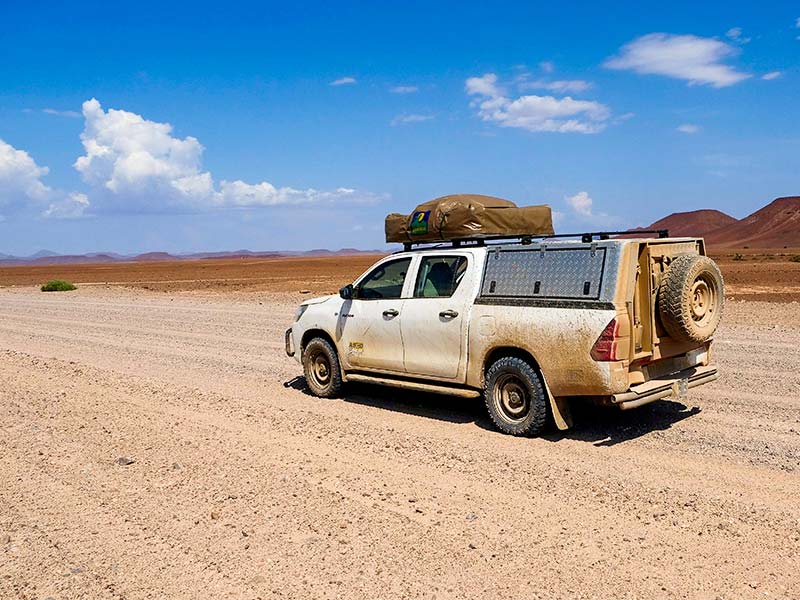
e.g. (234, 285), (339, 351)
(285, 235), (723, 436)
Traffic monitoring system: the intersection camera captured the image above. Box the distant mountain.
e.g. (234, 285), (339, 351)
(0, 247), (384, 266)
(704, 196), (800, 248)
(644, 209), (738, 237)
(634, 196), (800, 249)
(29, 250), (60, 259)
(133, 252), (178, 261)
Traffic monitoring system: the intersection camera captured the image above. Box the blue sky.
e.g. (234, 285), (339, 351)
(1, 1), (798, 255)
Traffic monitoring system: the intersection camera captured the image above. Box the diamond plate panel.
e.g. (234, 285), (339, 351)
(481, 247), (607, 299)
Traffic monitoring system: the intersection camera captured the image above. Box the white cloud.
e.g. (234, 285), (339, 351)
(604, 33), (750, 88)
(390, 85), (418, 94)
(539, 61), (555, 73)
(0, 138), (87, 219)
(725, 27), (750, 44)
(465, 73), (502, 97)
(43, 192), (90, 219)
(566, 191), (593, 217)
(466, 73), (610, 134)
(390, 114), (434, 126)
(42, 108), (82, 118)
(74, 98), (212, 210)
(564, 191), (618, 226)
(218, 181), (373, 207)
(523, 79), (593, 93)
(74, 99), (378, 213)
(329, 77), (356, 86)
(677, 123), (700, 134)
(0, 138), (52, 211)
(762, 71), (782, 80)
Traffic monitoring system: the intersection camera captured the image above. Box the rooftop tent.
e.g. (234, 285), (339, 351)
(385, 194), (554, 244)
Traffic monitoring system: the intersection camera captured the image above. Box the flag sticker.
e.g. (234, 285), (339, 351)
(410, 210), (430, 235)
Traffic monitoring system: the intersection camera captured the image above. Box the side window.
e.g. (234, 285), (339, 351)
(356, 258), (412, 300)
(414, 256), (468, 298)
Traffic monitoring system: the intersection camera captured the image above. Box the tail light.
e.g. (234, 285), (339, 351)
(591, 318), (621, 361)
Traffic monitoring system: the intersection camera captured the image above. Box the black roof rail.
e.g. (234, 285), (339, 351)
(400, 229), (669, 251)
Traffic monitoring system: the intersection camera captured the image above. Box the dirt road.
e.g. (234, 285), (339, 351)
(1, 286), (798, 599)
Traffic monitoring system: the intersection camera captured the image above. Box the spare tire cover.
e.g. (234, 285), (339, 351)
(658, 254), (724, 343)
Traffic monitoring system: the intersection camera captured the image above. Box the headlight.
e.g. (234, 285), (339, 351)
(294, 305), (308, 322)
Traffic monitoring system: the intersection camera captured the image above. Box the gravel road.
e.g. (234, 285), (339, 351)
(1, 286), (798, 599)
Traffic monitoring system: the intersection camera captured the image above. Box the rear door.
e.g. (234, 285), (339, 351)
(338, 256), (412, 373)
(400, 254), (471, 379)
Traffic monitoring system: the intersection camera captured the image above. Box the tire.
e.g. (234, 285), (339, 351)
(484, 356), (548, 436)
(302, 337), (343, 398)
(658, 254), (724, 344)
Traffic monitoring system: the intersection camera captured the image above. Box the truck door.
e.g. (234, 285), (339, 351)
(338, 256), (412, 373)
(400, 254), (471, 379)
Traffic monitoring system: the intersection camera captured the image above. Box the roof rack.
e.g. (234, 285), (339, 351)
(401, 229), (669, 251)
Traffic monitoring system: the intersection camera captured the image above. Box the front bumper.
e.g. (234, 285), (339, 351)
(613, 364), (718, 410)
(285, 328), (295, 357)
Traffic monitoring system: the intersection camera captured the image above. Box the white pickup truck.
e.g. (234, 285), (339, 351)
(285, 235), (723, 436)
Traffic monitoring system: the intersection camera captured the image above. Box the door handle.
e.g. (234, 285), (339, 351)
(439, 309), (459, 319)
(382, 308), (399, 318)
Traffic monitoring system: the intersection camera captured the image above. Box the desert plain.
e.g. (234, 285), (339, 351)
(1, 251), (799, 599)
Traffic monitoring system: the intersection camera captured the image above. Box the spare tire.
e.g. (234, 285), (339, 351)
(658, 254), (724, 343)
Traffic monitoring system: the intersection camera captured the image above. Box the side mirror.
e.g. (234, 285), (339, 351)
(339, 284), (354, 300)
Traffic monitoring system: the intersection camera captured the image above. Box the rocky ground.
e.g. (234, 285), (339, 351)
(0, 285), (798, 599)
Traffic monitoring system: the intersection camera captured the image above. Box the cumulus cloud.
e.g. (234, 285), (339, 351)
(0, 138), (52, 209)
(74, 98), (216, 211)
(0, 138), (85, 219)
(604, 33), (750, 88)
(74, 99), (378, 213)
(564, 191), (618, 226)
(677, 123), (700, 134)
(390, 85), (418, 94)
(329, 76), (356, 86)
(465, 73), (503, 97)
(43, 192), (90, 219)
(466, 73), (610, 134)
(762, 71), (781, 80)
(390, 114), (434, 126)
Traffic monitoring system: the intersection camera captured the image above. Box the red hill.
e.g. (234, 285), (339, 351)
(705, 196), (800, 248)
(646, 209), (737, 237)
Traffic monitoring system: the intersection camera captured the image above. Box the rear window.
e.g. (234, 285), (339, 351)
(480, 247), (607, 300)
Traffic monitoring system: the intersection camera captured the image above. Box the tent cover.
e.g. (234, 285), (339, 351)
(385, 194), (554, 244)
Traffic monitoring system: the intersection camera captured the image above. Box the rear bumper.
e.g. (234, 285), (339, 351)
(285, 328), (295, 357)
(613, 364), (718, 410)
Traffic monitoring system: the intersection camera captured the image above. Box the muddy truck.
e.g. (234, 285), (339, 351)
(285, 195), (723, 436)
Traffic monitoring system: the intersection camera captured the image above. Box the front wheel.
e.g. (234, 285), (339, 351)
(302, 337), (343, 398)
(484, 356), (548, 436)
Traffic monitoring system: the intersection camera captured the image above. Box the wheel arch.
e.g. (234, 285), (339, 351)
(482, 345), (572, 431)
(300, 328), (337, 354)
(483, 345), (542, 376)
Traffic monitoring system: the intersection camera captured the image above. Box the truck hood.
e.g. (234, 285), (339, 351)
(301, 294), (335, 307)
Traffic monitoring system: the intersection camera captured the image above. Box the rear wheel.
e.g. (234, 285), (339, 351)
(484, 356), (548, 436)
(302, 337), (343, 398)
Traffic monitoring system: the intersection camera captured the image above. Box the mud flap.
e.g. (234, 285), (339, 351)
(543, 376), (572, 430)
